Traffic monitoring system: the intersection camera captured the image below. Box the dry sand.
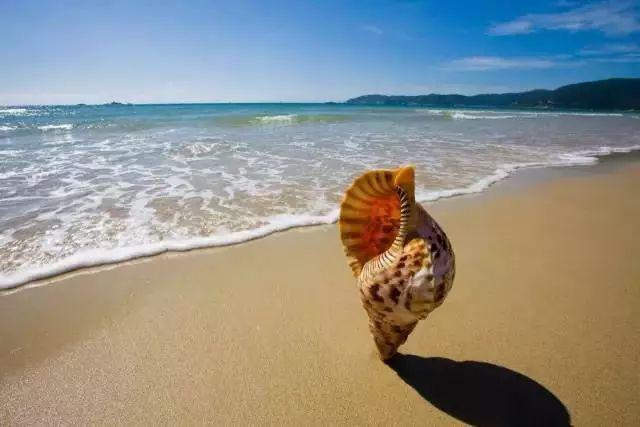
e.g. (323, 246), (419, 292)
(1, 157), (639, 425)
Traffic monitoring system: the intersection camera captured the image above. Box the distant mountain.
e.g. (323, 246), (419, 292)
(345, 78), (640, 110)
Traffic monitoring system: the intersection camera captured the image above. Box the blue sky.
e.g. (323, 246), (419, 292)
(1, 0), (639, 104)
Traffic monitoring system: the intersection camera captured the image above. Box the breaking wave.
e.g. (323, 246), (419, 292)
(416, 109), (626, 120)
(2, 143), (639, 291)
(38, 124), (74, 131)
(219, 113), (350, 126)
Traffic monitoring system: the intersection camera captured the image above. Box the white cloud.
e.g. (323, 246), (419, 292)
(389, 83), (519, 95)
(590, 53), (640, 62)
(446, 56), (567, 71)
(578, 43), (639, 55)
(489, 1), (640, 36)
(445, 50), (640, 71)
(361, 25), (383, 35)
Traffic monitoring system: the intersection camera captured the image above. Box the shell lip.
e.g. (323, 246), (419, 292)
(393, 166), (415, 188)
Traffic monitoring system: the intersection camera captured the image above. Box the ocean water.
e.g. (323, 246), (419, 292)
(1, 103), (639, 288)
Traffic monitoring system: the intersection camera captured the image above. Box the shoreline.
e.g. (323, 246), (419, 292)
(1, 154), (638, 424)
(2, 144), (640, 292)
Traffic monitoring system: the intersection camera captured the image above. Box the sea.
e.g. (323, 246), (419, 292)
(1, 103), (639, 289)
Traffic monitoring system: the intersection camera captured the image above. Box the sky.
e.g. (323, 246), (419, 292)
(1, 0), (639, 104)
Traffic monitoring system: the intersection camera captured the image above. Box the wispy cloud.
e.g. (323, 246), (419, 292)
(445, 56), (570, 71)
(555, 0), (580, 7)
(489, 1), (640, 36)
(395, 83), (519, 96)
(361, 25), (383, 35)
(578, 42), (639, 55)
(590, 53), (640, 62)
(445, 49), (640, 71)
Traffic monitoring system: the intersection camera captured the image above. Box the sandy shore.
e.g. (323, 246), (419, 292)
(1, 157), (639, 425)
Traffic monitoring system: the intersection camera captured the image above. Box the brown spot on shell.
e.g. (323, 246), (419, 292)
(389, 287), (401, 304)
(369, 284), (384, 303)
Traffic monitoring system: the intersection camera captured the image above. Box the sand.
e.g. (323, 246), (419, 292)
(1, 157), (639, 425)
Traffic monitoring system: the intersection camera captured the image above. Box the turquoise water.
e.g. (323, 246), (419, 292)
(1, 103), (639, 288)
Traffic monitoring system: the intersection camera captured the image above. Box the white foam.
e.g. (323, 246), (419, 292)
(0, 125), (16, 131)
(38, 124), (73, 131)
(184, 142), (221, 156)
(415, 144), (640, 202)
(451, 112), (517, 120)
(0, 211), (338, 290)
(2, 143), (639, 291)
(417, 109), (626, 120)
(0, 149), (25, 157)
(255, 114), (297, 123)
(0, 108), (28, 115)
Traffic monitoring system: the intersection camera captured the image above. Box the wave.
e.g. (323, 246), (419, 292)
(0, 212), (338, 291)
(0, 125), (17, 131)
(1, 143), (639, 291)
(256, 114), (297, 123)
(219, 113), (350, 126)
(38, 124), (73, 131)
(416, 109), (627, 120)
(0, 108), (28, 115)
(451, 112), (517, 120)
(0, 107), (47, 117)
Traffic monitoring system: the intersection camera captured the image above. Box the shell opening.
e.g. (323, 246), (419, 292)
(339, 167), (414, 277)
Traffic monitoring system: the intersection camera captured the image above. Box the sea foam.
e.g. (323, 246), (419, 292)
(2, 104), (639, 291)
(0, 108), (28, 115)
(2, 143), (639, 291)
(38, 124), (73, 131)
(417, 109), (626, 120)
(255, 114), (297, 123)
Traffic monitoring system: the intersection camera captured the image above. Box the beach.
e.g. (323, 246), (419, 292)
(1, 155), (639, 425)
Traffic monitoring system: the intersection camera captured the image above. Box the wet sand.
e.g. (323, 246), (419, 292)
(1, 157), (639, 425)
